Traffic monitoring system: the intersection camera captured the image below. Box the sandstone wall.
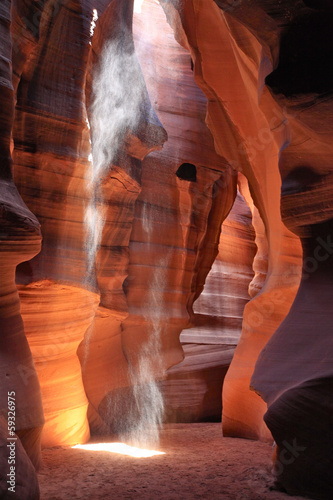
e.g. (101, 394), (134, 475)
(80, 0), (237, 435)
(162, 189), (256, 422)
(160, 1), (332, 497)
(0, 0), (44, 470)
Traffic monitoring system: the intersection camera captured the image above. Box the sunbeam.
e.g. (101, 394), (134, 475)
(72, 443), (165, 458)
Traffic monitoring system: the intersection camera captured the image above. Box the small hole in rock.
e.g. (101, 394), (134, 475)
(176, 163), (197, 182)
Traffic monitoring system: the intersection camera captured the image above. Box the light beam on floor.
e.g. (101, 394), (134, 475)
(72, 443), (165, 458)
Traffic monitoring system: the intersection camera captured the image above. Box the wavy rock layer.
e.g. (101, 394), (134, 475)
(10, 0), (102, 450)
(18, 281), (99, 447)
(162, 190), (256, 422)
(80, 0), (237, 434)
(161, 0), (332, 497)
(160, 0), (302, 441)
(11, 0), (168, 446)
(0, 0), (44, 470)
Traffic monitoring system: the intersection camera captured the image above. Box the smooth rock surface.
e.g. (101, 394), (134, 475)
(80, 0), (237, 435)
(162, 189), (256, 422)
(0, 0), (44, 469)
(159, 0), (302, 441)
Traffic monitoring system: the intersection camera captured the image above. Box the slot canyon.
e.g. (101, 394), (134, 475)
(0, 0), (332, 499)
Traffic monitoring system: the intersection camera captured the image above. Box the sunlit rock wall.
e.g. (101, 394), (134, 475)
(159, 0), (302, 441)
(161, 1), (332, 498)
(78, 0), (168, 437)
(10, 0), (166, 447)
(162, 189), (256, 422)
(11, 0), (101, 448)
(80, 0), (237, 435)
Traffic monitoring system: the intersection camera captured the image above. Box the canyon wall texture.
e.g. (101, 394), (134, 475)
(162, 189), (256, 422)
(0, 0), (332, 499)
(0, 0), (44, 472)
(159, 0), (303, 441)
(2, 0), (238, 454)
(79, 0), (237, 438)
(12, 0), (104, 449)
(159, 0), (332, 498)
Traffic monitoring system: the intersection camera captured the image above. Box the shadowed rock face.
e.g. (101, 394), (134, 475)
(0, 0), (44, 470)
(0, 417), (40, 499)
(264, 379), (333, 500)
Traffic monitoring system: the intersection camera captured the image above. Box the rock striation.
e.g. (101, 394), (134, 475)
(0, 0), (44, 470)
(159, 0), (302, 441)
(79, 0), (237, 435)
(161, 1), (333, 497)
(11, 0), (167, 447)
(162, 189), (256, 422)
(11, 0), (103, 449)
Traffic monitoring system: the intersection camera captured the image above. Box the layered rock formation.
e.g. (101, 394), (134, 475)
(0, 0), (44, 470)
(3, 0), (238, 450)
(11, 0), (168, 447)
(159, 0), (302, 441)
(250, 7), (333, 497)
(79, 0), (237, 437)
(159, 0), (332, 497)
(11, 0), (102, 449)
(162, 189), (256, 422)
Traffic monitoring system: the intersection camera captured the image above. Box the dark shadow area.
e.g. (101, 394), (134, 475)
(302, 0), (333, 11)
(176, 163), (197, 182)
(266, 12), (333, 96)
(281, 166), (325, 197)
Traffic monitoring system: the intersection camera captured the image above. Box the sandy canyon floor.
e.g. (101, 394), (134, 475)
(38, 423), (307, 500)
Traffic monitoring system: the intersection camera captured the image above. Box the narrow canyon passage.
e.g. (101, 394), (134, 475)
(1, 0), (332, 499)
(38, 424), (307, 500)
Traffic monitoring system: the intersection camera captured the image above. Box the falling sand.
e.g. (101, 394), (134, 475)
(38, 423), (307, 500)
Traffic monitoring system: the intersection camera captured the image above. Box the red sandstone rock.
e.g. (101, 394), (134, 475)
(80, 0), (237, 434)
(0, 179), (44, 465)
(162, 189), (256, 422)
(10, 0), (101, 449)
(10, 0), (167, 447)
(18, 281), (99, 447)
(159, 0), (302, 441)
(250, 9), (333, 497)
(0, 0), (44, 469)
(160, 1), (332, 497)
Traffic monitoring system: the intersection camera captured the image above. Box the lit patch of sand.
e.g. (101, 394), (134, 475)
(39, 423), (307, 500)
(72, 442), (165, 458)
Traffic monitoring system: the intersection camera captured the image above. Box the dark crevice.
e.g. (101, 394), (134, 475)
(265, 12), (333, 97)
(176, 163), (197, 182)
